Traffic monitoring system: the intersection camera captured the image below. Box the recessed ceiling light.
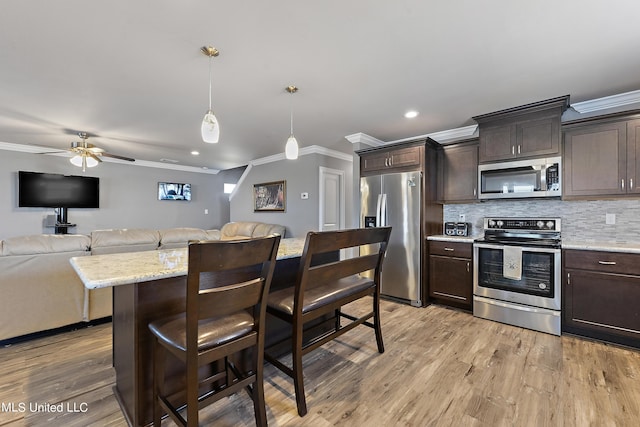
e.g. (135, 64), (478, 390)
(404, 110), (419, 119)
(191, 150), (200, 155)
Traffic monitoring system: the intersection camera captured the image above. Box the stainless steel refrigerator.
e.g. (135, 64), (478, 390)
(361, 172), (422, 306)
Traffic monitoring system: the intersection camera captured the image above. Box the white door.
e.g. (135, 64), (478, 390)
(319, 167), (345, 231)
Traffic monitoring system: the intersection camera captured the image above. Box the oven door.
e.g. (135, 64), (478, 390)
(473, 242), (561, 310)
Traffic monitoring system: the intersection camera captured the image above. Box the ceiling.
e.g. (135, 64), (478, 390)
(2, 1), (640, 171)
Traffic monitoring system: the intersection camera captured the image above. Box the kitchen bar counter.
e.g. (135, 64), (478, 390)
(68, 237), (334, 427)
(562, 240), (640, 254)
(70, 237), (306, 289)
(427, 234), (478, 244)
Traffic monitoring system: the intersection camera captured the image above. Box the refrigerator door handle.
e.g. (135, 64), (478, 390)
(381, 194), (388, 227)
(375, 194), (383, 227)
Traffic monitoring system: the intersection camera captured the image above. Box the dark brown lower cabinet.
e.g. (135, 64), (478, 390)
(563, 249), (640, 348)
(429, 241), (472, 310)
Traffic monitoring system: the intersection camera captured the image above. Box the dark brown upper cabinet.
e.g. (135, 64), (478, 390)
(473, 95), (569, 163)
(563, 114), (640, 198)
(437, 139), (478, 203)
(359, 144), (423, 175)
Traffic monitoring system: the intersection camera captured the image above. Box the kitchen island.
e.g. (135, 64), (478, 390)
(70, 238), (334, 427)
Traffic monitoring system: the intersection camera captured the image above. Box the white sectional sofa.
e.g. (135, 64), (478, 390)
(0, 222), (285, 341)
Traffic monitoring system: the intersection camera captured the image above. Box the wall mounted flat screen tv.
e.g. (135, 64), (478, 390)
(18, 171), (100, 208)
(158, 182), (191, 201)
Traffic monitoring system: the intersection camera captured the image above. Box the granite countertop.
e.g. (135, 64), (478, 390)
(70, 237), (306, 290)
(561, 240), (640, 254)
(427, 234), (479, 244)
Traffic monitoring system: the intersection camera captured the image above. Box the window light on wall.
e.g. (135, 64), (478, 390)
(224, 183), (236, 194)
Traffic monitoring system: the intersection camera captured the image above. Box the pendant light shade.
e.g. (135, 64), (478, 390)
(201, 46), (220, 143)
(285, 135), (299, 160)
(285, 85), (299, 160)
(201, 110), (220, 143)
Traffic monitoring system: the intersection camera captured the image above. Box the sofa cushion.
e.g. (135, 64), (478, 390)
(220, 222), (258, 239)
(159, 227), (209, 249)
(1, 234), (91, 256)
(252, 223), (285, 238)
(91, 228), (160, 254)
(206, 229), (221, 240)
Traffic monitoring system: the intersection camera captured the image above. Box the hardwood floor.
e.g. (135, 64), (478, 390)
(1, 298), (639, 426)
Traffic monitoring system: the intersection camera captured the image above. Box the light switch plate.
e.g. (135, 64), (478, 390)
(301, 192), (309, 199)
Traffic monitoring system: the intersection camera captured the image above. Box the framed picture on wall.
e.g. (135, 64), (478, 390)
(253, 180), (286, 212)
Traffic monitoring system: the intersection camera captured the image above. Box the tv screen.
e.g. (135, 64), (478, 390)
(18, 171), (100, 208)
(158, 182), (191, 201)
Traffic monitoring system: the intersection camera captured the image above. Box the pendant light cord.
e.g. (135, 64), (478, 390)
(290, 91), (294, 135)
(208, 55), (213, 111)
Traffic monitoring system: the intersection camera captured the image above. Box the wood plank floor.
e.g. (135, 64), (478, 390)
(2, 298), (639, 426)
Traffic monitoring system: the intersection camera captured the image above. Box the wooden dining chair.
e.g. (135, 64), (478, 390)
(148, 234), (281, 427)
(264, 227), (392, 416)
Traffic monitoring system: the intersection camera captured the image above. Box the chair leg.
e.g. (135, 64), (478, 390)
(292, 320), (307, 416)
(373, 292), (384, 353)
(152, 338), (164, 427)
(253, 348), (268, 427)
(334, 308), (341, 332)
(186, 353), (199, 427)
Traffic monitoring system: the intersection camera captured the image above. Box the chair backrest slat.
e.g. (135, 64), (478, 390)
(305, 253), (380, 284)
(185, 235), (281, 346)
(198, 278), (264, 318)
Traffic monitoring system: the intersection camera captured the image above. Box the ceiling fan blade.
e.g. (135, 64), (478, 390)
(88, 152), (102, 163)
(36, 150), (67, 155)
(101, 152), (135, 162)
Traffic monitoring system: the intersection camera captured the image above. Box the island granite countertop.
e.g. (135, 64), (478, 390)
(70, 237), (306, 289)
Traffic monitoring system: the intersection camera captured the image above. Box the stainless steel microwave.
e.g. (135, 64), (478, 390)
(478, 156), (561, 199)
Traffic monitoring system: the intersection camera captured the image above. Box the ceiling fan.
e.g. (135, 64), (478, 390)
(47, 132), (136, 172)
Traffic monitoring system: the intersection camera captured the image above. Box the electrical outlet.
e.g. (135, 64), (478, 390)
(459, 214), (466, 222)
(605, 213), (615, 225)
(204, 209), (209, 215)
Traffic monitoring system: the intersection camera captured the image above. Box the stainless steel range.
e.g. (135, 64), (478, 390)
(473, 217), (562, 336)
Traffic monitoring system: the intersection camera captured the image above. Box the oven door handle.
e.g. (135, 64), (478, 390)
(474, 296), (560, 315)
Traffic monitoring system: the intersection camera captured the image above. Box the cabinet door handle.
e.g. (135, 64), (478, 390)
(598, 261), (617, 265)
(631, 178), (634, 189)
(567, 272), (571, 285)
(444, 247), (455, 252)
(622, 179), (625, 190)
(512, 146), (515, 155)
(473, 188), (477, 197)
(389, 156), (393, 166)
(466, 262), (470, 273)
(517, 145), (521, 154)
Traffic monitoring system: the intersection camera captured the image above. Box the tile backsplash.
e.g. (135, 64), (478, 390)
(444, 199), (640, 243)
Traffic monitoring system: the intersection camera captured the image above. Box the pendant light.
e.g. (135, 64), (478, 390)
(201, 46), (220, 143)
(285, 85), (299, 160)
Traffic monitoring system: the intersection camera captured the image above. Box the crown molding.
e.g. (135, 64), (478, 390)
(250, 145), (353, 166)
(571, 89), (640, 113)
(344, 133), (385, 147)
(386, 124), (479, 145)
(0, 141), (220, 174)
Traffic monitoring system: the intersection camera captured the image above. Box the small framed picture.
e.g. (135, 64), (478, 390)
(253, 180), (286, 212)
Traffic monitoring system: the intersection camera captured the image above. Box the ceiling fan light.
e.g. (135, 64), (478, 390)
(285, 135), (299, 160)
(70, 155), (83, 167)
(85, 156), (99, 168)
(201, 110), (220, 143)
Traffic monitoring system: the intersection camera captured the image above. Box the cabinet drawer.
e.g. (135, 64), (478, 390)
(429, 241), (472, 258)
(564, 249), (640, 275)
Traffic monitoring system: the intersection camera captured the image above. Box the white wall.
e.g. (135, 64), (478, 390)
(0, 150), (242, 239)
(230, 152), (353, 238)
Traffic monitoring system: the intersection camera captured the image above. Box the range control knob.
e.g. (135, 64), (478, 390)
(546, 221), (555, 229)
(488, 220), (496, 227)
(496, 220), (504, 228)
(537, 221), (544, 229)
